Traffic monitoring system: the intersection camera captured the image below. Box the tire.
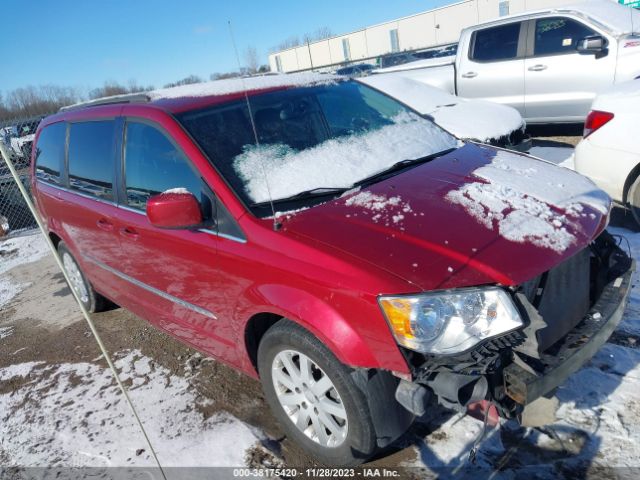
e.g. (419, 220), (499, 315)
(57, 241), (106, 313)
(628, 175), (640, 229)
(258, 320), (377, 466)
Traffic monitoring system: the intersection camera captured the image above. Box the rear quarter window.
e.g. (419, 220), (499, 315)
(68, 121), (116, 200)
(471, 22), (521, 62)
(34, 122), (66, 185)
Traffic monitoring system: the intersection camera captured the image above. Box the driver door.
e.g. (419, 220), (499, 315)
(115, 119), (237, 362)
(524, 16), (615, 122)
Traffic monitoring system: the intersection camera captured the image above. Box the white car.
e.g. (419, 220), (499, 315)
(574, 80), (640, 223)
(358, 74), (530, 151)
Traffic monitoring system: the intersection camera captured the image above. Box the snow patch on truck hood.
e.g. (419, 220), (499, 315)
(360, 75), (524, 142)
(446, 149), (610, 253)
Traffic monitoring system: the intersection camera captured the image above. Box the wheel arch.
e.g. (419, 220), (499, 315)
(622, 161), (640, 205)
(239, 284), (394, 376)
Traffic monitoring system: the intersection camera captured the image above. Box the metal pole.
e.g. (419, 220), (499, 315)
(307, 40), (314, 71)
(0, 142), (166, 479)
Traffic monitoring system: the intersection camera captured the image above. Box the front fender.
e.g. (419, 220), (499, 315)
(236, 283), (410, 376)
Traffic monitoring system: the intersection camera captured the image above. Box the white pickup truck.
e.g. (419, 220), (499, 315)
(375, 0), (640, 124)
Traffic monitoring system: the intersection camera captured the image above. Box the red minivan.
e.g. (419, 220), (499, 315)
(31, 73), (633, 466)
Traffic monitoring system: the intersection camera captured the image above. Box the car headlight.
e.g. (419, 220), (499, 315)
(379, 287), (523, 355)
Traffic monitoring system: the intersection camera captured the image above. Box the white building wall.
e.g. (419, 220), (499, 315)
(397, 12), (437, 51)
(268, 0), (597, 72)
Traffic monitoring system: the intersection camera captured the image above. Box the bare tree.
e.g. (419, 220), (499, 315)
(163, 75), (203, 88)
(244, 46), (260, 74)
(303, 26), (333, 44)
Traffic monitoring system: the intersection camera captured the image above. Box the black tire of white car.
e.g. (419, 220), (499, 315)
(57, 241), (106, 313)
(257, 320), (377, 466)
(629, 176), (640, 228)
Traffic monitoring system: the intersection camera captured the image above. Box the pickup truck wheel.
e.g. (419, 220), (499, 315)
(57, 241), (106, 313)
(257, 320), (377, 466)
(628, 175), (640, 228)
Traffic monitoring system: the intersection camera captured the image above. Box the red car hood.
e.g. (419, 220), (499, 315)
(280, 143), (611, 292)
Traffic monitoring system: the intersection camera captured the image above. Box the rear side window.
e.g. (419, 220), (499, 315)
(471, 22), (521, 61)
(68, 121), (116, 200)
(34, 122), (66, 185)
(534, 17), (597, 56)
(124, 121), (202, 210)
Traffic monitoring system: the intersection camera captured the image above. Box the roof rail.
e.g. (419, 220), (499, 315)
(59, 93), (151, 112)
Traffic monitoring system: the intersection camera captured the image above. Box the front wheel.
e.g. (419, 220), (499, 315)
(258, 320), (377, 466)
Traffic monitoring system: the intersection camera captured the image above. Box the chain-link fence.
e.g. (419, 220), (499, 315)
(0, 115), (48, 238)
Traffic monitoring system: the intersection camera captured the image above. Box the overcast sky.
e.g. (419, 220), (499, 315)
(0, 0), (451, 93)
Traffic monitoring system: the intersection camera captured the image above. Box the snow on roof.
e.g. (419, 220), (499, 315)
(446, 149), (610, 252)
(232, 111), (459, 204)
(360, 74), (524, 141)
(148, 72), (338, 101)
(473, 0), (639, 36)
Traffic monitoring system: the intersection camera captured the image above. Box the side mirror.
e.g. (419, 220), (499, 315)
(577, 35), (606, 54)
(146, 190), (203, 229)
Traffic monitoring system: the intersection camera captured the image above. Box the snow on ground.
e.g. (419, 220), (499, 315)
(610, 225), (640, 336)
(233, 111), (459, 203)
(0, 232), (48, 306)
(410, 343), (640, 475)
(0, 349), (263, 467)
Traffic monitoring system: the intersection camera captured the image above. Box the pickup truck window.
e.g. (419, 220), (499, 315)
(534, 17), (597, 56)
(471, 22), (521, 62)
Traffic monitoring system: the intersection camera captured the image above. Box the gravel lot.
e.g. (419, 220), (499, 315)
(1, 143), (640, 478)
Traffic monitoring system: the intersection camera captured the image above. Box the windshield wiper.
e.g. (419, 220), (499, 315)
(353, 147), (457, 188)
(251, 187), (349, 207)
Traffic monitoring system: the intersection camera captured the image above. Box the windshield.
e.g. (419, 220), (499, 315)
(177, 81), (459, 213)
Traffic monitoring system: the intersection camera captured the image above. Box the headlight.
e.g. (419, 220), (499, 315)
(379, 287), (522, 355)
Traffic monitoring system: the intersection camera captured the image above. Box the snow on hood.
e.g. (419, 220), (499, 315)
(446, 149), (610, 253)
(359, 75), (524, 142)
(148, 72), (338, 100)
(233, 111), (460, 203)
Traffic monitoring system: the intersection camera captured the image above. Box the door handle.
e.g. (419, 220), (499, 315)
(528, 64), (548, 71)
(96, 218), (114, 231)
(120, 226), (140, 240)
(461, 71), (478, 78)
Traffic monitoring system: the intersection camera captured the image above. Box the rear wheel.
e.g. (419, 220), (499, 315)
(58, 241), (106, 313)
(258, 320), (377, 466)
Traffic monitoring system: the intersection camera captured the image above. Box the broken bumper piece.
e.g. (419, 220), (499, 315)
(503, 259), (634, 405)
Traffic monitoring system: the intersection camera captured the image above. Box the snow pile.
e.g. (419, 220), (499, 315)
(447, 182), (577, 253)
(0, 232), (49, 275)
(446, 150), (610, 252)
(149, 72), (337, 101)
(0, 349), (262, 467)
(360, 75), (524, 142)
(233, 111), (459, 203)
(0, 232), (49, 306)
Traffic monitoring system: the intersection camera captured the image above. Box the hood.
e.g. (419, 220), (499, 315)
(280, 143), (610, 292)
(359, 75), (524, 142)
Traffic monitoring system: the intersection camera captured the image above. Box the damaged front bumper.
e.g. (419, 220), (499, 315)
(503, 259), (633, 405)
(395, 233), (634, 423)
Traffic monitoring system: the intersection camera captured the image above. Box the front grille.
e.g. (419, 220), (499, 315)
(520, 248), (591, 352)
